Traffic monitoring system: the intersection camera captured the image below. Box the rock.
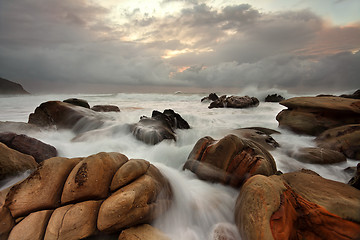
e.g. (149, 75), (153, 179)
(348, 163), (360, 190)
(209, 223), (240, 240)
(0, 132), (57, 163)
(0, 142), (38, 182)
(63, 98), (90, 108)
(315, 124), (360, 160)
(235, 170), (360, 240)
(4, 153), (172, 239)
(8, 209), (53, 240)
(0, 121), (41, 135)
(130, 109), (190, 145)
(209, 95), (259, 109)
(265, 94), (285, 102)
(91, 105), (120, 112)
(201, 93), (219, 102)
(231, 127), (280, 150)
(28, 101), (107, 133)
(118, 224), (170, 240)
(183, 134), (277, 187)
(289, 147), (347, 164)
(340, 89), (360, 99)
(0, 77), (29, 95)
(276, 96), (360, 136)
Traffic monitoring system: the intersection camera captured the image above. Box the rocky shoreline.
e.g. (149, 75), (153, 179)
(0, 91), (359, 239)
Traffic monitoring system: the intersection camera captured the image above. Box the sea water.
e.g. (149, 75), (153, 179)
(0, 91), (357, 239)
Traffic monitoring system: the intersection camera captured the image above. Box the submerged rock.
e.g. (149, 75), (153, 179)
(1, 152), (172, 239)
(91, 105), (120, 112)
(235, 170), (360, 240)
(183, 134), (277, 187)
(315, 124), (360, 160)
(0, 142), (37, 182)
(63, 98), (90, 108)
(131, 109), (190, 145)
(209, 95), (259, 109)
(0, 132), (57, 163)
(201, 93), (219, 102)
(289, 147), (346, 164)
(276, 96), (360, 136)
(265, 94), (285, 102)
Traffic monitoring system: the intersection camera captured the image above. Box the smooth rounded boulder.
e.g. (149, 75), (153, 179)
(235, 170), (360, 240)
(316, 124), (360, 160)
(289, 147), (346, 164)
(183, 134), (277, 187)
(276, 96), (360, 135)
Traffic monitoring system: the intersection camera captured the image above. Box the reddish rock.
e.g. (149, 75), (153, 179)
(0, 132), (57, 163)
(183, 134), (277, 187)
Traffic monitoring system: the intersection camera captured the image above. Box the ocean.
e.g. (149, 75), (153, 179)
(0, 90), (357, 239)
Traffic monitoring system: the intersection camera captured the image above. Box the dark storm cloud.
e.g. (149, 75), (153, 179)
(0, 0), (359, 93)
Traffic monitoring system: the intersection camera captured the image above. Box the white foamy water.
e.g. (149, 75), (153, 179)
(0, 91), (357, 239)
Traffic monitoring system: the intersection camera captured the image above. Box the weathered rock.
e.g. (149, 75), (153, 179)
(231, 127), (280, 150)
(348, 163), (360, 190)
(44, 201), (101, 240)
(0, 77), (29, 95)
(235, 170), (360, 240)
(0, 142), (37, 181)
(0, 132), (57, 163)
(289, 147), (347, 164)
(183, 134), (277, 187)
(28, 101), (107, 133)
(276, 96), (360, 136)
(265, 94), (285, 102)
(315, 124), (360, 160)
(8, 209), (53, 240)
(91, 105), (120, 112)
(4, 153), (172, 239)
(63, 98), (90, 108)
(209, 223), (240, 240)
(209, 95), (259, 109)
(118, 224), (170, 240)
(130, 109), (190, 145)
(201, 93), (219, 102)
(97, 164), (172, 232)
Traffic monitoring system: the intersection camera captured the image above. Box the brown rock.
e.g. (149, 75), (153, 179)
(0, 142), (37, 181)
(91, 105), (120, 112)
(44, 200), (101, 240)
(0, 206), (14, 240)
(316, 124), (360, 160)
(97, 165), (172, 232)
(61, 152), (128, 204)
(5, 156), (82, 218)
(28, 101), (107, 133)
(118, 224), (170, 240)
(0, 132), (57, 163)
(63, 98), (90, 108)
(348, 163), (360, 190)
(276, 96), (360, 136)
(8, 209), (53, 240)
(231, 128), (280, 150)
(289, 147), (347, 164)
(235, 171), (360, 240)
(183, 134), (277, 187)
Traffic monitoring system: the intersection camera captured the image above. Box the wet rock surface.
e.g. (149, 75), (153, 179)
(209, 95), (259, 109)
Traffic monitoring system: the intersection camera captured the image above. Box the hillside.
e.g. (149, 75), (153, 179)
(0, 77), (30, 95)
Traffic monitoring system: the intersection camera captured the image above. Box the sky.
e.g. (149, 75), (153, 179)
(0, 0), (359, 94)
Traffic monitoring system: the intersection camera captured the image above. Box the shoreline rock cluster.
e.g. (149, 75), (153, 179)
(0, 92), (360, 239)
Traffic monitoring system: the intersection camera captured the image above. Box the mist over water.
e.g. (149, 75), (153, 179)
(0, 90), (357, 239)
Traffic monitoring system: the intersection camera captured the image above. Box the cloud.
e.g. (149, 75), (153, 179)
(0, 0), (359, 93)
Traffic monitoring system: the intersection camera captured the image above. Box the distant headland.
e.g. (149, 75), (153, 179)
(0, 77), (30, 95)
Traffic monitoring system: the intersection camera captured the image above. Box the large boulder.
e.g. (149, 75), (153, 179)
(231, 127), (280, 150)
(0, 132), (57, 163)
(28, 101), (108, 133)
(183, 134), (277, 187)
(315, 124), (360, 160)
(276, 96), (360, 136)
(130, 109), (190, 145)
(209, 95), (259, 109)
(2, 152), (172, 239)
(0, 142), (37, 182)
(288, 147), (347, 164)
(118, 224), (170, 240)
(235, 170), (360, 240)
